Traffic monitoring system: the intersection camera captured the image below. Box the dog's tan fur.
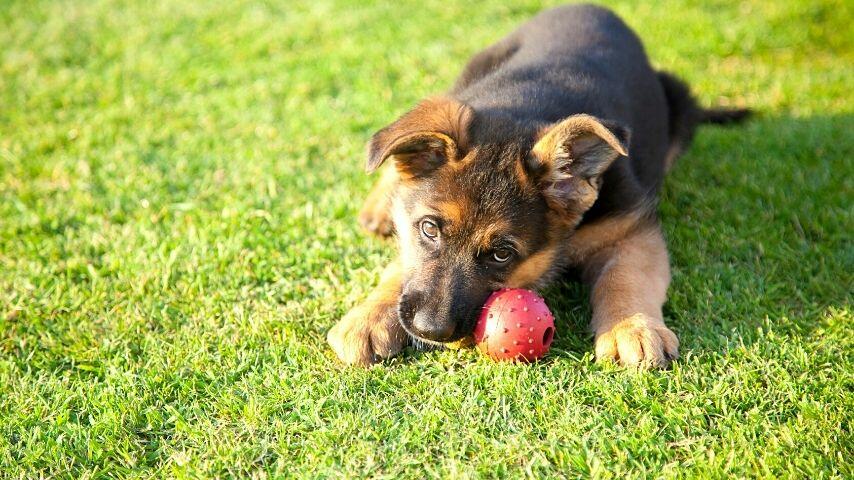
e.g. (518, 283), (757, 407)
(358, 165), (397, 236)
(326, 262), (407, 366)
(575, 220), (678, 368)
(506, 245), (559, 288)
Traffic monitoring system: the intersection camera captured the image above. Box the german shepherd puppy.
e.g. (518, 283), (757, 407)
(328, 4), (748, 368)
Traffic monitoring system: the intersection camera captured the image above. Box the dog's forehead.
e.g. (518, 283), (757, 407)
(405, 150), (545, 242)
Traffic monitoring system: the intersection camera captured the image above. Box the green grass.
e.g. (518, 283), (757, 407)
(1, 0), (852, 478)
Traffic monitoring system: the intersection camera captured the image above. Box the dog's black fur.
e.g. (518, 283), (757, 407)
(451, 4), (747, 224)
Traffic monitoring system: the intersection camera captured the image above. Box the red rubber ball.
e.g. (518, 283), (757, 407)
(472, 288), (555, 362)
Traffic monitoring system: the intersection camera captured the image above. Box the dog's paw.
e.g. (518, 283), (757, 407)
(327, 303), (407, 366)
(358, 201), (394, 237)
(594, 313), (679, 369)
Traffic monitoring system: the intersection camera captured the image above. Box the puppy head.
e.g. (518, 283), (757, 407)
(367, 98), (628, 345)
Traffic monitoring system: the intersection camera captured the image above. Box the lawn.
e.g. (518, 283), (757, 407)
(1, 0), (852, 478)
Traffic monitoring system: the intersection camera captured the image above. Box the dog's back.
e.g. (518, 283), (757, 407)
(453, 4), (667, 137)
(451, 4), (745, 221)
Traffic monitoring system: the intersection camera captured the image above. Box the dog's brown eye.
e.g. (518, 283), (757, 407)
(492, 248), (513, 263)
(420, 219), (439, 239)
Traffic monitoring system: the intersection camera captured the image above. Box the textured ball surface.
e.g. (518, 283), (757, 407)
(472, 288), (555, 362)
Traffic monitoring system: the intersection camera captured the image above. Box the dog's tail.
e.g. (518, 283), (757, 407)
(657, 71), (751, 170)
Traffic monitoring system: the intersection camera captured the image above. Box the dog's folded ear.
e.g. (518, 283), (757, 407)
(529, 114), (630, 216)
(366, 97), (474, 179)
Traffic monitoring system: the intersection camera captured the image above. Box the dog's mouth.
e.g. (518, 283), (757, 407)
(400, 326), (447, 351)
(400, 325), (473, 351)
(397, 312), (452, 350)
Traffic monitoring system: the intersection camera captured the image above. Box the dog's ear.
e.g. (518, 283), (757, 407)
(529, 114), (630, 216)
(366, 97), (474, 179)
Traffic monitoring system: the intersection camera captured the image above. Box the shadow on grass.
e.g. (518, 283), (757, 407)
(545, 113), (852, 362)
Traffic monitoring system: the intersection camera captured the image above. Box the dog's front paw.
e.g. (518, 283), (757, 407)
(327, 302), (407, 366)
(594, 314), (679, 369)
(358, 200), (394, 237)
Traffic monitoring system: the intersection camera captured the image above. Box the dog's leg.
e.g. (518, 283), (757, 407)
(358, 165), (396, 237)
(576, 219), (679, 368)
(327, 261), (408, 366)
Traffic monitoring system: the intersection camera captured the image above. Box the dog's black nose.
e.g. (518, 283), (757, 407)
(399, 290), (456, 342)
(410, 311), (455, 341)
